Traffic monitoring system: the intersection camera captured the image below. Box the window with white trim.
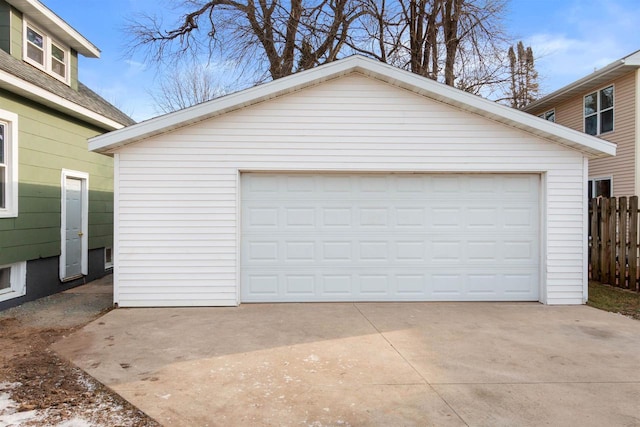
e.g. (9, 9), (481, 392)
(23, 21), (70, 84)
(0, 109), (18, 218)
(538, 109), (555, 122)
(588, 177), (612, 199)
(104, 247), (113, 270)
(0, 122), (6, 210)
(0, 261), (26, 303)
(584, 85), (614, 135)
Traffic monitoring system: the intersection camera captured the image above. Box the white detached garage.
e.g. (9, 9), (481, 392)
(89, 56), (615, 307)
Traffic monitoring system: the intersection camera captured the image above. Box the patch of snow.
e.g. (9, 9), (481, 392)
(0, 389), (43, 426)
(56, 418), (93, 427)
(76, 375), (96, 393)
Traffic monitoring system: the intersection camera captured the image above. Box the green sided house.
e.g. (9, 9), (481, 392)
(0, 0), (134, 309)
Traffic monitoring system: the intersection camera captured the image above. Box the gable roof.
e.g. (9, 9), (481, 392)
(89, 55), (615, 158)
(5, 0), (100, 58)
(523, 50), (640, 114)
(0, 50), (135, 129)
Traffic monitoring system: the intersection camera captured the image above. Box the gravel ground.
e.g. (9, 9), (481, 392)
(0, 275), (160, 426)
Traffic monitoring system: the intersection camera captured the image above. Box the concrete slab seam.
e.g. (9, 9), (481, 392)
(352, 303), (470, 426)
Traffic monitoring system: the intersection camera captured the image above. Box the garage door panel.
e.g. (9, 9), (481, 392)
(242, 268), (539, 302)
(243, 236), (538, 267)
(242, 204), (537, 233)
(242, 173), (540, 302)
(242, 268), (542, 300)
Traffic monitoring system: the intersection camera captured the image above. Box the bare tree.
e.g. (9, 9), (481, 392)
(150, 62), (227, 113)
(503, 41), (539, 108)
(352, 0), (510, 94)
(128, 1), (366, 82)
(129, 0), (522, 101)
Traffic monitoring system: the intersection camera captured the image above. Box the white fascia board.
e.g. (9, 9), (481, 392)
(89, 55), (616, 158)
(0, 69), (124, 130)
(522, 61), (627, 113)
(523, 50), (640, 113)
(89, 61), (355, 152)
(357, 60), (617, 158)
(357, 60), (616, 158)
(6, 0), (100, 58)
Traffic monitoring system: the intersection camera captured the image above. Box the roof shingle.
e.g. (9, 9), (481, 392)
(0, 49), (135, 127)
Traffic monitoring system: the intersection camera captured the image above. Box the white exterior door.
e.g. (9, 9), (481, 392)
(60, 171), (88, 281)
(241, 173), (540, 302)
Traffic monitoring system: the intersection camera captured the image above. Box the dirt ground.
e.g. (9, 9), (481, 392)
(0, 278), (160, 426)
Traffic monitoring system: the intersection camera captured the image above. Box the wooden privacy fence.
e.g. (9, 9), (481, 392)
(589, 196), (640, 291)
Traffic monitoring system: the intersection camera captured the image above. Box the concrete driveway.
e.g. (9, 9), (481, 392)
(53, 303), (640, 426)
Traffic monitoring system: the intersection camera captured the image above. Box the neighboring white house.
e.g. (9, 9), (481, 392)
(89, 56), (615, 307)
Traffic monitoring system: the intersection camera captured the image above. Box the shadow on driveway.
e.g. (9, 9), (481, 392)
(53, 302), (640, 426)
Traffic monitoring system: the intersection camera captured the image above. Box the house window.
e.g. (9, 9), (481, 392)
(0, 122), (6, 209)
(0, 109), (18, 218)
(23, 21), (70, 84)
(538, 109), (555, 122)
(0, 262), (27, 303)
(588, 177), (612, 199)
(584, 86), (614, 135)
(105, 247), (113, 270)
(25, 26), (44, 65)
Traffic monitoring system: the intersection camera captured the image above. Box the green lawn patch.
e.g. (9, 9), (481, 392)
(588, 281), (640, 320)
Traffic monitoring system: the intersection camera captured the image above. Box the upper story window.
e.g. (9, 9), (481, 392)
(584, 85), (614, 135)
(538, 109), (555, 122)
(0, 109), (18, 218)
(23, 21), (69, 84)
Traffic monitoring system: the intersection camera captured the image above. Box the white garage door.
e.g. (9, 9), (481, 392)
(241, 173), (539, 302)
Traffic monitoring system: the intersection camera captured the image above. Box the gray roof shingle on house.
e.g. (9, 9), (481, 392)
(0, 49), (135, 127)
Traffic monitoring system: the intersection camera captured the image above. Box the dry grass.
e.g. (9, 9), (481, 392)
(587, 281), (640, 320)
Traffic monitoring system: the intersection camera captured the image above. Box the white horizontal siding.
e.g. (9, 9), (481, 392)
(114, 73), (586, 306)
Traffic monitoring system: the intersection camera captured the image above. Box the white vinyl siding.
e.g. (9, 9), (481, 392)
(114, 73), (587, 307)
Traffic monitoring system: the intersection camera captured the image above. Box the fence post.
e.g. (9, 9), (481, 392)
(630, 196), (639, 291)
(608, 197), (617, 286)
(618, 197), (628, 288)
(599, 198), (608, 283)
(590, 199), (600, 281)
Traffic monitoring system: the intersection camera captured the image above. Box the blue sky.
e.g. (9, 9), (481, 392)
(42, 0), (640, 122)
